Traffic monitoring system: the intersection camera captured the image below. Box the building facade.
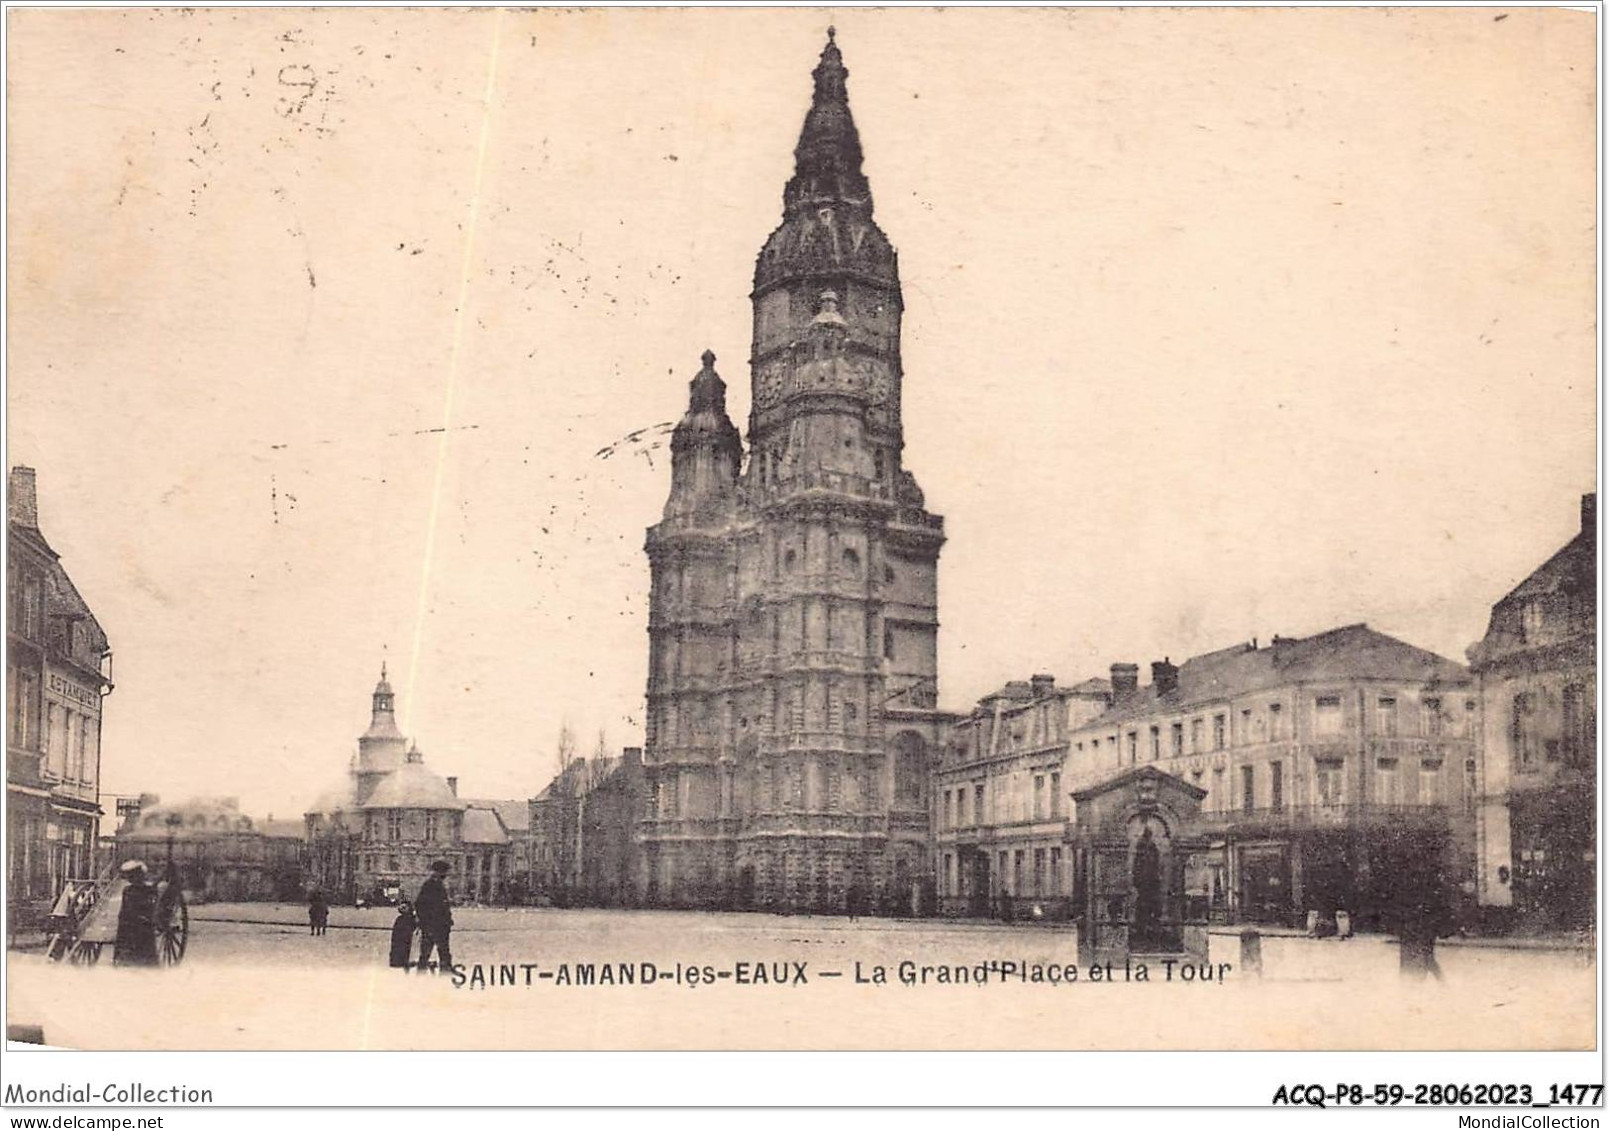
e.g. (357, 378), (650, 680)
(934, 675), (1112, 918)
(1063, 626), (1479, 927)
(577, 747), (646, 907)
(6, 466), (113, 927)
(461, 804), (513, 904)
(523, 749), (646, 907)
(464, 799), (527, 904)
(1468, 493), (1596, 930)
(640, 31), (949, 915)
(114, 796), (305, 902)
(305, 669), (519, 904)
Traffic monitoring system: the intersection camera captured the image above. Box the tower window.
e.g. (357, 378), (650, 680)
(842, 547), (860, 574)
(874, 450), (885, 480)
(883, 626), (896, 661)
(784, 548), (798, 573)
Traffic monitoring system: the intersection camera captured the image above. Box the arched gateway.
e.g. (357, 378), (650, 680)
(1070, 766), (1211, 965)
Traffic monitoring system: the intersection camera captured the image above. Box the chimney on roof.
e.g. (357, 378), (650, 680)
(9, 466), (38, 529)
(622, 746), (642, 766)
(1110, 663), (1139, 700)
(1152, 658), (1179, 697)
(446, 776), (457, 797)
(1582, 493), (1596, 536)
(1030, 673), (1055, 698)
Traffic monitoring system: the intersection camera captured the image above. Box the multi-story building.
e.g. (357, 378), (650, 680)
(305, 668), (520, 904)
(114, 796), (305, 901)
(523, 749), (645, 907)
(1064, 625), (1479, 927)
(934, 675), (1111, 917)
(577, 747), (645, 907)
(6, 466), (113, 926)
(1468, 493), (1596, 931)
(463, 799), (527, 904)
(933, 626), (1480, 926)
(461, 804), (514, 904)
(526, 758), (588, 904)
(640, 31), (948, 914)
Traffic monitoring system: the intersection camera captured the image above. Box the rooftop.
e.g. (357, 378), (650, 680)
(1086, 624), (1469, 729)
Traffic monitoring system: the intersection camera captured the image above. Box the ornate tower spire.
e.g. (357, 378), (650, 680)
(784, 28), (871, 218)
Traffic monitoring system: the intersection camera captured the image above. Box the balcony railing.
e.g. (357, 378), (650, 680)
(893, 508), (944, 532)
(742, 813), (883, 835)
(750, 469), (894, 504)
(1197, 802), (1454, 833)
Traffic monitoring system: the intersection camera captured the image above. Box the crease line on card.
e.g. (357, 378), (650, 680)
(403, 7), (507, 727)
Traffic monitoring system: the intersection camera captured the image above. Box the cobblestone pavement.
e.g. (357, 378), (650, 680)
(6, 904), (1595, 1051)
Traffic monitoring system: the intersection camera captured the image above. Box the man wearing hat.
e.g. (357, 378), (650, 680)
(413, 859), (454, 974)
(112, 860), (159, 967)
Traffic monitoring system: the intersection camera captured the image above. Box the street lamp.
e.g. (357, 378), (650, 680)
(165, 813), (182, 886)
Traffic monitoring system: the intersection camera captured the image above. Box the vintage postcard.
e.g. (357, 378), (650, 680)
(2, 3), (1598, 1068)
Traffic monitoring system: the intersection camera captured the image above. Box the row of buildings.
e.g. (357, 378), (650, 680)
(506, 489), (1593, 932)
(111, 794), (305, 902)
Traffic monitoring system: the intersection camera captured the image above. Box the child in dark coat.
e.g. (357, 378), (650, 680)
(389, 901), (418, 969)
(308, 890), (329, 936)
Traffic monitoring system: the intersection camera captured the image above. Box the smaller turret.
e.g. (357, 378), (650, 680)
(663, 350), (743, 523)
(356, 662), (409, 804)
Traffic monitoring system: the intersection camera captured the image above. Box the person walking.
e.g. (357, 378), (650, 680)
(112, 860), (160, 967)
(308, 889), (329, 937)
(414, 860), (454, 974)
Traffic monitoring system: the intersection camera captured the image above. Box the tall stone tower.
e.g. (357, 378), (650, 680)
(642, 29), (946, 915)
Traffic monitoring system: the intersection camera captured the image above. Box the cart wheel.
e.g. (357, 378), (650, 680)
(157, 888), (188, 966)
(67, 941), (102, 966)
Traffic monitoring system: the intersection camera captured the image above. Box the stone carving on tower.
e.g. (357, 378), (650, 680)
(642, 30), (947, 914)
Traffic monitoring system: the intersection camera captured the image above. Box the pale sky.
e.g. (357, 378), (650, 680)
(6, 7), (1596, 822)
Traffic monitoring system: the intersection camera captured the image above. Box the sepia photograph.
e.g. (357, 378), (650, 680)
(1, 0), (1599, 1093)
